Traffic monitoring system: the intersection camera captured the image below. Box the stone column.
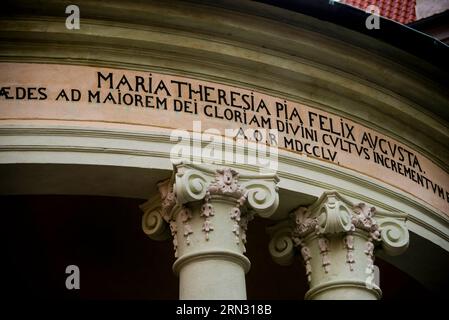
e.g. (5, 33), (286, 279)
(142, 162), (279, 300)
(268, 191), (409, 300)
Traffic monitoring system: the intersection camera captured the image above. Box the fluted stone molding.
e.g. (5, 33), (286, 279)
(268, 190), (409, 300)
(142, 161), (279, 300)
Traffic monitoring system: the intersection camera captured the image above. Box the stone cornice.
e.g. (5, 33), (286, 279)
(1, 124), (447, 228)
(1, 46), (447, 172)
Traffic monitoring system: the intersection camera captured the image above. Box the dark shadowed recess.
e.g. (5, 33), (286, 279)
(1, 195), (433, 300)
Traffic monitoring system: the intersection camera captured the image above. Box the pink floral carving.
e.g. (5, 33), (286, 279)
(344, 235), (355, 271)
(200, 201), (215, 241)
(180, 207), (193, 245)
(158, 182), (180, 257)
(301, 246), (313, 283)
(318, 237), (331, 273)
(205, 168), (251, 246)
(202, 219), (214, 241)
(352, 203), (381, 241)
(365, 240), (375, 275)
(292, 207), (320, 281)
(230, 207), (241, 222)
(208, 168), (241, 196)
(239, 212), (254, 251)
(201, 202), (214, 218)
(293, 207), (318, 238)
(160, 187), (176, 223)
(169, 221), (178, 258)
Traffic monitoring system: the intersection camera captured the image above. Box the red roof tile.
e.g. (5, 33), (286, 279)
(341, 0), (417, 24)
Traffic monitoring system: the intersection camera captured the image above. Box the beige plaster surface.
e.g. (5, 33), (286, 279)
(1, 62), (448, 215)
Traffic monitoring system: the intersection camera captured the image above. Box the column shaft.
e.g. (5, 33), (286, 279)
(172, 199), (250, 299)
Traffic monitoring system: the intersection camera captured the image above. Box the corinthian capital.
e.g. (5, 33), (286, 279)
(143, 162), (279, 258)
(268, 190), (410, 300)
(142, 162), (279, 300)
(173, 162), (280, 218)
